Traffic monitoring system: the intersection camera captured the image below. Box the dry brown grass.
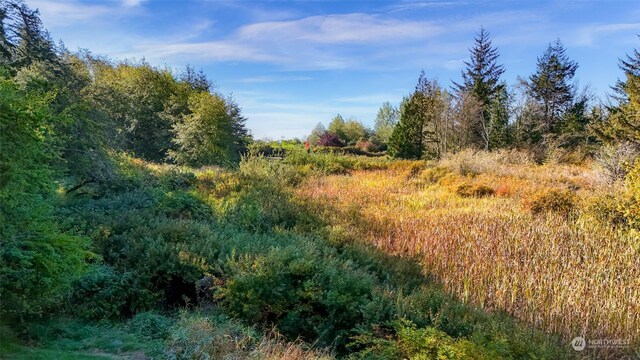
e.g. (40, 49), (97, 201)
(296, 156), (640, 343)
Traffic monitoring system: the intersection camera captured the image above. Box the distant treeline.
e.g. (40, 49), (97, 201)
(306, 28), (640, 163)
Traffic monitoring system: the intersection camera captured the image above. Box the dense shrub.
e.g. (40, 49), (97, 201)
(127, 311), (174, 339)
(421, 166), (450, 184)
(455, 183), (495, 197)
(526, 188), (576, 215)
(350, 320), (500, 360)
(318, 132), (345, 147)
(68, 265), (150, 320)
(221, 243), (376, 349)
(166, 310), (331, 360)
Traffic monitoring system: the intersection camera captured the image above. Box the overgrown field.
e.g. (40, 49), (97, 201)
(10, 151), (630, 359)
(298, 150), (640, 349)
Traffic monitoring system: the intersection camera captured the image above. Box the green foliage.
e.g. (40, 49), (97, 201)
(620, 159), (640, 229)
(350, 320), (501, 360)
(2, 317), (168, 358)
(527, 38), (578, 133)
(327, 115), (370, 146)
(221, 242), (376, 348)
(170, 91), (241, 167)
(309, 122), (328, 146)
(453, 27), (505, 111)
(374, 101), (398, 144)
(597, 39), (640, 144)
(0, 78), (89, 320)
(389, 73), (446, 159)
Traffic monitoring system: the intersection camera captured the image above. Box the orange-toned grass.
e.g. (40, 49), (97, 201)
(296, 164), (640, 342)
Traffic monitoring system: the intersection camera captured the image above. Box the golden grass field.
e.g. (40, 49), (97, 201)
(296, 151), (640, 343)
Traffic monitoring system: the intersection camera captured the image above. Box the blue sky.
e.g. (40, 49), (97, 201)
(27, 0), (640, 139)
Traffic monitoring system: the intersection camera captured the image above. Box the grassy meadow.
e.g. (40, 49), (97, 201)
(3, 149), (638, 359)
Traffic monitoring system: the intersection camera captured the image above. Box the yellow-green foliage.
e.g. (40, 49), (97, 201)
(421, 166), (450, 184)
(526, 188), (576, 215)
(622, 159), (640, 228)
(455, 183), (495, 198)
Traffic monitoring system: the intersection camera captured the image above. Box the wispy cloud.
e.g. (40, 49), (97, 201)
(572, 23), (640, 46)
(27, 0), (146, 26)
(133, 13), (443, 69)
(27, 0), (111, 25)
(386, 1), (465, 13)
(121, 0), (146, 7)
(237, 13), (441, 44)
(238, 76), (313, 84)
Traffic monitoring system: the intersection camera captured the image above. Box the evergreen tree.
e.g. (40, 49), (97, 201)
(527, 39), (578, 133)
(0, 0), (58, 71)
(389, 72), (444, 159)
(453, 27), (507, 149)
(454, 27), (505, 107)
(597, 39), (640, 144)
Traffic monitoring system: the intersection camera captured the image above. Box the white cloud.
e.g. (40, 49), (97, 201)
(131, 13), (443, 69)
(238, 76), (313, 83)
(121, 0), (146, 7)
(573, 23), (640, 46)
(237, 13), (441, 44)
(26, 0), (111, 25)
(26, 0), (147, 27)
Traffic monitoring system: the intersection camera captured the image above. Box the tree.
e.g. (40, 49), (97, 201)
(596, 38), (640, 144)
(170, 91), (245, 167)
(0, 0), (58, 72)
(307, 122), (327, 146)
(225, 94), (251, 156)
(454, 90), (484, 150)
(527, 39), (578, 133)
(342, 119), (369, 145)
(388, 71), (445, 159)
(453, 27), (507, 149)
(327, 114), (346, 141)
(317, 132), (344, 147)
(374, 101), (398, 143)
(179, 64), (212, 92)
(484, 85), (511, 149)
(0, 77), (88, 320)
(454, 27), (505, 108)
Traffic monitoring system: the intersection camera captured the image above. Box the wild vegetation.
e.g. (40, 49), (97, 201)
(1, 0), (639, 359)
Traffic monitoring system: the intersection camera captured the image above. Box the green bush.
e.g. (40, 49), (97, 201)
(166, 310), (259, 359)
(68, 265), (147, 320)
(221, 242), (376, 349)
(127, 311), (173, 339)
